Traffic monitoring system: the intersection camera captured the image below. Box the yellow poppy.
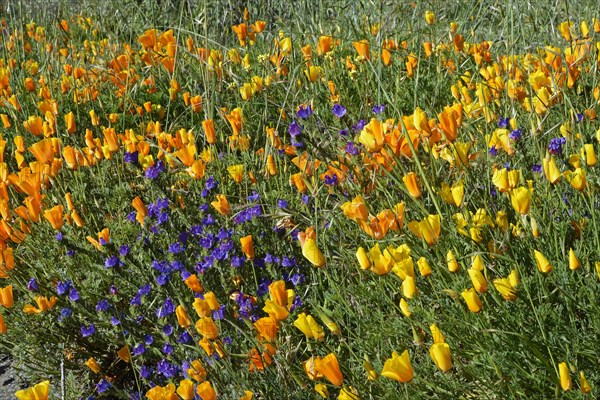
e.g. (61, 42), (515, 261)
(381, 350), (414, 382)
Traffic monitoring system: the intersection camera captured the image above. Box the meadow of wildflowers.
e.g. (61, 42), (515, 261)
(2, 0), (600, 398)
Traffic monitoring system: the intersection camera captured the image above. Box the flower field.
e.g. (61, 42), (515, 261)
(4, 0), (600, 398)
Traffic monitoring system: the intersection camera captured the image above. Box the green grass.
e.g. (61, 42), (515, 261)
(1, 0), (600, 399)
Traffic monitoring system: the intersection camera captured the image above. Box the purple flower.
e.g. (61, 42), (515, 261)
(96, 379), (111, 394)
(105, 255), (122, 268)
(162, 342), (174, 355)
(168, 242), (184, 254)
(156, 274), (170, 286)
(133, 343), (146, 356)
(301, 195), (310, 205)
(372, 104), (385, 114)
(127, 211), (137, 222)
(532, 164), (543, 173)
(56, 281), (71, 295)
(488, 146), (497, 156)
(288, 121), (303, 137)
(58, 307), (71, 322)
(110, 317), (120, 326)
(247, 191), (260, 202)
(130, 293), (142, 306)
(156, 197), (169, 209)
(338, 129), (349, 136)
(144, 160), (165, 179)
(138, 284), (152, 296)
(352, 119), (367, 132)
(96, 299), (110, 312)
(277, 199), (288, 208)
(156, 359), (180, 379)
(345, 141), (360, 156)
(119, 245), (130, 257)
(548, 137), (567, 155)
(27, 278), (38, 291)
(231, 255), (244, 268)
(156, 298), (175, 318)
(157, 211), (169, 224)
(178, 331), (192, 344)
(81, 324), (96, 337)
(144, 334), (154, 345)
(55, 232), (63, 241)
(498, 117), (510, 128)
(324, 173), (338, 186)
(290, 273), (305, 286)
(213, 305), (226, 320)
(163, 324), (174, 336)
(509, 128), (522, 141)
(290, 295), (303, 311)
(205, 176), (218, 191)
(257, 279), (271, 296)
(124, 151), (139, 164)
(297, 104), (312, 119)
(68, 288), (80, 301)
(332, 103), (347, 118)
(66, 249), (76, 257)
(576, 113), (584, 123)
(140, 365), (152, 379)
(281, 256), (296, 268)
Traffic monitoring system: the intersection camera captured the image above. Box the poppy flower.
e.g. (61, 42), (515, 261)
(542, 156), (561, 184)
(429, 342), (452, 372)
(211, 195), (231, 216)
(468, 268), (487, 293)
(461, 288), (482, 312)
(187, 360), (207, 382)
(534, 250), (553, 273)
(315, 353), (343, 386)
(263, 299), (289, 321)
(314, 384), (329, 398)
(563, 168), (586, 191)
(417, 257), (432, 276)
(254, 317), (279, 342)
(559, 362), (572, 391)
(176, 305), (192, 328)
(176, 380), (194, 400)
(193, 298), (211, 318)
(196, 381), (216, 400)
(407, 214), (441, 246)
(402, 172), (422, 199)
(356, 247), (371, 270)
(15, 380), (50, 400)
(509, 187), (531, 215)
(185, 274), (204, 293)
(85, 358), (100, 373)
(195, 317), (219, 339)
(146, 384), (178, 400)
(203, 292), (220, 310)
(381, 350), (414, 382)
(0, 285), (13, 308)
(23, 115), (43, 136)
(268, 280), (287, 307)
(23, 296), (57, 314)
(240, 235), (254, 259)
(299, 237), (326, 267)
(352, 40), (370, 60)
(580, 371), (592, 394)
(294, 312), (325, 341)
